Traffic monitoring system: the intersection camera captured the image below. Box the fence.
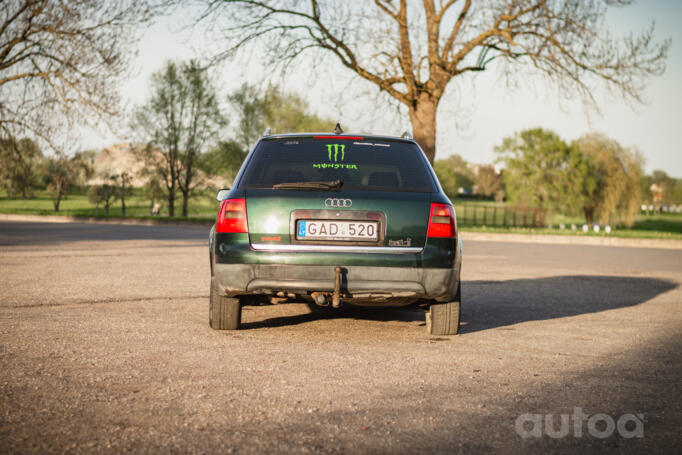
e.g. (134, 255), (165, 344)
(455, 204), (548, 228)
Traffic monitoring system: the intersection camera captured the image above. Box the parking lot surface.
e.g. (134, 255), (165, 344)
(1, 221), (680, 453)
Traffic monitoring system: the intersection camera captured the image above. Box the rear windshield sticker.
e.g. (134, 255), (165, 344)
(313, 163), (358, 169)
(353, 142), (390, 147)
(315, 143), (359, 170)
(326, 144), (345, 161)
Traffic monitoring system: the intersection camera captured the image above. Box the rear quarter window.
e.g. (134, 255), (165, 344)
(239, 138), (437, 192)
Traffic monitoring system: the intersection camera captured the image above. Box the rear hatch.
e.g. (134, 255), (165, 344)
(238, 136), (438, 250)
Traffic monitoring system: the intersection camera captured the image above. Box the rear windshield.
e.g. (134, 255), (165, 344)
(239, 138), (437, 192)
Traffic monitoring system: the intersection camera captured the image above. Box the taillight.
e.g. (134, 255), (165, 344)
(216, 198), (248, 233)
(427, 203), (457, 238)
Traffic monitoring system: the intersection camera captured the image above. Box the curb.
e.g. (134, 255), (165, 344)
(461, 232), (682, 250)
(0, 213), (214, 228)
(1, 214), (680, 250)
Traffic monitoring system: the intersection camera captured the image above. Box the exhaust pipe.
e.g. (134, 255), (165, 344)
(311, 292), (329, 307)
(310, 267), (343, 308)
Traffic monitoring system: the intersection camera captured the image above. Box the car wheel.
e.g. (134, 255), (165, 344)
(209, 277), (241, 330)
(426, 285), (461, 335)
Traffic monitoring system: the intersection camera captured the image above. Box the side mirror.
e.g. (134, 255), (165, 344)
(216, 189), (230, 202)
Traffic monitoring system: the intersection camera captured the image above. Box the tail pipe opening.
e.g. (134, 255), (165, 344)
(312, 292), (329, 307)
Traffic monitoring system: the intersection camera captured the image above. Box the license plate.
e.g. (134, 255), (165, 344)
(296, 220), (378, 241)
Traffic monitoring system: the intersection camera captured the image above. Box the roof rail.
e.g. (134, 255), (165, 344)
(263, 127), (271, 137)
(401, 131), (413, 140)
(334, 123), (343, 134)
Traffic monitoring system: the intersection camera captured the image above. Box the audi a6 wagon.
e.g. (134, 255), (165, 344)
(209, 128), (462, 335)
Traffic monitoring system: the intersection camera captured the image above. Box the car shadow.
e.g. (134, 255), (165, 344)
(240, 275), (677, 333)
(460, 275), (676, 333)
(240, 304), (423, 330)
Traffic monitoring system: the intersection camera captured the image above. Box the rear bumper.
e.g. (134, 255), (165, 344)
(213, 263), (460, 302)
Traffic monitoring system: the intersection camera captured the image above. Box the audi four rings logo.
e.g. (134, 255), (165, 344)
(325, 198), (352, 208)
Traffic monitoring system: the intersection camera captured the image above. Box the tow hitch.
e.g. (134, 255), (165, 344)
(310, 266), (343, 308)
(332, 266), (343, 308)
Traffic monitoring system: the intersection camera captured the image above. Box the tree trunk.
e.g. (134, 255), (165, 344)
(167, 186), (175, 217)
(180, 166), (192, 218)
(121, 179), (126, 216)
(408, 94), (439, 164)
(53, 183), (64, 212)
(584, 206), (594, 225)
(182, 190), (189, 218)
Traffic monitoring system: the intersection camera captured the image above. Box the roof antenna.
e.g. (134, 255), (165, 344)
(334, 123), (343, 135)
(401, 131), (413, 140)
(263, 127), (271, 137)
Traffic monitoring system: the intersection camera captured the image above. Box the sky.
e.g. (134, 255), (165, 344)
(100, 0), (682, 177)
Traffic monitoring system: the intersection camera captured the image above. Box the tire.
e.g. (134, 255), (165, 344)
(209, 278), (241, 330)
(426, 285), (461, 335)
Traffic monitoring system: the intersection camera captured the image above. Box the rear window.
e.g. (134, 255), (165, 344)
(239, 138), (437, 192)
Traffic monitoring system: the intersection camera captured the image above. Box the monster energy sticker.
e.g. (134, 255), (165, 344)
(313, 144), (359, 170)
(313, 163), (358, 169)
(327, 144), (345, 162)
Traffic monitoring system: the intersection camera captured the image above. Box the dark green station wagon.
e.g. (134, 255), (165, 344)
(209, 128), (462, 335)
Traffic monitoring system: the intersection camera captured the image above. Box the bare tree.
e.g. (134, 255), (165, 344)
(178, 61), (226, 217)
(134, 60), (226, 217)
(0, 0), (153, 148)
(187, 0), (669, 162)
(135, 63), (184, 217)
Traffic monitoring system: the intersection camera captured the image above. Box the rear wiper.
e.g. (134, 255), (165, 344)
(272, 180), (343, 191)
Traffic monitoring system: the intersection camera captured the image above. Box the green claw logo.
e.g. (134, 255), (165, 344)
(315, 143), (356, 170)
(326, 144), (345, 162)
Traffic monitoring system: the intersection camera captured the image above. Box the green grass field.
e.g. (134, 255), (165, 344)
(0, 188), (219, 219)
(451, 199), (682, 239)
(458, 224), (682, 240)
(1, 190), (680, 240)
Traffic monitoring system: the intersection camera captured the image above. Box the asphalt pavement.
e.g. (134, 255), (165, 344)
(0, 221), (680, 453)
